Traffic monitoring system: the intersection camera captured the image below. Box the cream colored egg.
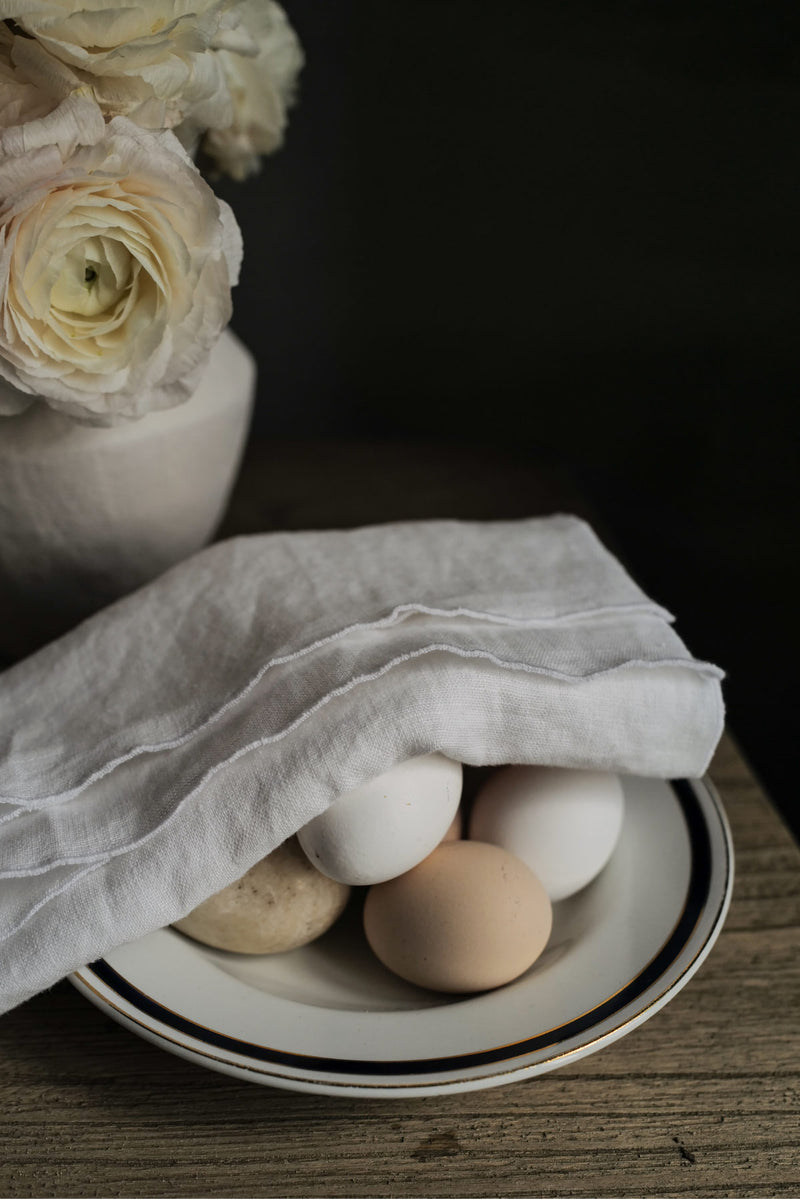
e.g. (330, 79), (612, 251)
(363, 839), (552, 993)
(172, 837), (350, 954)
(469, 765), (625, 902)
(297, 753), (463, 885)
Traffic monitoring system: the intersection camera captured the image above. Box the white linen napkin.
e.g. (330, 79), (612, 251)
(0, 515), (724, 1014)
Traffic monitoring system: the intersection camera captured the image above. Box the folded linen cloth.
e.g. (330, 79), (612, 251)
(0, 514), (724, 1014)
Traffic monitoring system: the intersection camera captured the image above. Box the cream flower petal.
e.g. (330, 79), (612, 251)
(0, 118), (241, 422)
(0, 0), (242, 127)
(0, 90), (105, 158)
(200, 0), (303, 180)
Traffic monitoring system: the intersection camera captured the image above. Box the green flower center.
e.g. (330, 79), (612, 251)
(51, 239), (134, 320)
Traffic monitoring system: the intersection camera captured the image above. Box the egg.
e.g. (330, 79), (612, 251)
(172, 837), (350, 953)
(441, 807), (463, 842)
(363, 840), (552, 993)
(297, 753), (463, 885)
(469, 765), (625, 902)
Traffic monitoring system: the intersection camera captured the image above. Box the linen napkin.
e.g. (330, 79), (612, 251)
(0, 515), (724, 1015)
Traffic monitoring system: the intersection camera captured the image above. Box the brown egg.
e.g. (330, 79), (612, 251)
(173, 837), (350, 954)
(363, 840), (552, 993)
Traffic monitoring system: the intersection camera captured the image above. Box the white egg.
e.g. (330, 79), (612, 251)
(297, 753), (463, 885)
(469, 765), (625, 902)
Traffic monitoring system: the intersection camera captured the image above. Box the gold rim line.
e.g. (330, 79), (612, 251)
(73, 872), (730, 1093)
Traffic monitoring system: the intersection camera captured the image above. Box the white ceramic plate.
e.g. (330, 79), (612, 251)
(70, 775), (733, 1098)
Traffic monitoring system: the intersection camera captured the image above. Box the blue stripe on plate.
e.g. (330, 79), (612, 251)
(87, 779), (714, 1077)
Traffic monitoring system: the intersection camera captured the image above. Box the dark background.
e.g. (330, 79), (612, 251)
(213, 0), (798, 838)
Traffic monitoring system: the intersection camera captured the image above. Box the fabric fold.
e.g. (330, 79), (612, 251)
(0, 515), (724, 1015)
(0, 515), (673, 804)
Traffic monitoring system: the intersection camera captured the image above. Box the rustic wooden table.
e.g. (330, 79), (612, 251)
(1, 439), (798, 1198)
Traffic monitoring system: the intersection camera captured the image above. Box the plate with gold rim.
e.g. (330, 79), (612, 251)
(70, 774), (733, 1098)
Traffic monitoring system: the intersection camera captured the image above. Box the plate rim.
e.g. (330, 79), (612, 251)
(70, 775), (734, 1097)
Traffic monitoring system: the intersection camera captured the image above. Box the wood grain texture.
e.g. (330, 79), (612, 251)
(1, 444), (798, 1197)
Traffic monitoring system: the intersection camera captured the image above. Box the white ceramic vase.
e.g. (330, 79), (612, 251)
(0, 327), (256, 659)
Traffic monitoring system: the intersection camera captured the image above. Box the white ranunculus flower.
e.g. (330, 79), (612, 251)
(0, 116), (242, 424)
(0, 0), (242, 130)
(201, 0), (303, 180)
(0, 27), (105, 159)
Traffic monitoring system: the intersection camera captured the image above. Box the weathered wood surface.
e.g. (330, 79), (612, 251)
(1, 442), (798, 1197)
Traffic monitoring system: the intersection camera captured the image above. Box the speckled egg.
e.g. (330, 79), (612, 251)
(172, 837), (350, 953)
